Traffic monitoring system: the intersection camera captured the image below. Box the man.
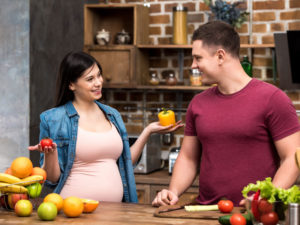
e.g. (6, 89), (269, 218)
(152, 21), (300, 206)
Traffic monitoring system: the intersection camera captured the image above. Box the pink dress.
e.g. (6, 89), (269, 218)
(60, 123), (124, 202)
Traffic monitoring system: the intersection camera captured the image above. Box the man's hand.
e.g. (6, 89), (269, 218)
(152, 189), (179, 207)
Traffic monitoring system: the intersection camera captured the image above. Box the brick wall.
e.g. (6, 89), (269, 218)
(99, 0), (300, 159)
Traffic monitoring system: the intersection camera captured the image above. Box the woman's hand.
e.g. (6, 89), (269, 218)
(28, 142), (57, 154)
(147, 121), (184, 134)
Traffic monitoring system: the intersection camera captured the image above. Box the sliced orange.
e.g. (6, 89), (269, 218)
(81, 199), (99, 213)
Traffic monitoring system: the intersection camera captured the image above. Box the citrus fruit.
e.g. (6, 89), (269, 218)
(5, 167), (13, 175)
(63, 196), (83, 218)
(44, 193), (63, 212)
(81, 198), (99, 213)
(31, 167), (47, 183)
(11, 157), (33, 178)
(14, 199), (32, 217)
(26, 183), (42, 198)
(38, 202), (57, 221)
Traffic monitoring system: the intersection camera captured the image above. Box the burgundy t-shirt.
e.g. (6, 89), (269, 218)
(185, 78), (300, 206)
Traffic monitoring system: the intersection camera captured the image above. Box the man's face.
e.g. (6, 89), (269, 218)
(191, 40), (219, 85)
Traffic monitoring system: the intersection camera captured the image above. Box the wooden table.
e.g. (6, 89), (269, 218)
(0, 202), (219, 225)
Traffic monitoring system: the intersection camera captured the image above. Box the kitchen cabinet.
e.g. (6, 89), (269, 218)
(135, 169), (199, 204)
(101, 43), (275, 90)
(84, 4), (275, 90)
(84, 4), (149, 85)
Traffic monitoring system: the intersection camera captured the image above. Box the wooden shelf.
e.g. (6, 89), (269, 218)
(84, 45), (135, 50)
(103, 84), (211, 91)
(137, 43), (275, 49)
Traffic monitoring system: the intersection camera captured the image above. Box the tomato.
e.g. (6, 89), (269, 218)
(258, 198), (273, 214)
(218, 200), (234, 213)
(260, 211), (279, 225)
(158, 108), (176, 126)
(230, 213), (247, 225)
(40, 138), (53, 149)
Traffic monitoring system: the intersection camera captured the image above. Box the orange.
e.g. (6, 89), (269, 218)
(11, 157), (33, 178)
(63, 196), (83, 218)
(81, 199), (99, 213)
(31, 167), (47, 183)
(44, 193), (63, 212)
(5, 167), (13, 175)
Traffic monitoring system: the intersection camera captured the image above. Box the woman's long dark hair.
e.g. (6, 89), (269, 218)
(55, 51), (102, 107)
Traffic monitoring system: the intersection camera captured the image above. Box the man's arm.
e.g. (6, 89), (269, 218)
(272, 131), (300, 188)
(152, 136), (201, 206)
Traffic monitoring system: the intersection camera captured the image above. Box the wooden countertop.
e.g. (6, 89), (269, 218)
(0, 202), (219, 225)
(135, 169), (199, 186)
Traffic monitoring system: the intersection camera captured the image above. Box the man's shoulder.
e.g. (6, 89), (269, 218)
(251, 79), (280, 93)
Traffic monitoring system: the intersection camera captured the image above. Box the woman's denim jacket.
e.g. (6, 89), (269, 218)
(39, 101), (138, 203)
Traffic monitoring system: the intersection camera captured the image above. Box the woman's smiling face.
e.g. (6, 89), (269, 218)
(69, 63), (103, 102)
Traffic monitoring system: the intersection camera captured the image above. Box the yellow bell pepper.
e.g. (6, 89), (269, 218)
(158, 108), (176, 126)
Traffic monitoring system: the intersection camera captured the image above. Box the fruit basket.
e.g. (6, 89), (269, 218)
(0, 177), (44, 210)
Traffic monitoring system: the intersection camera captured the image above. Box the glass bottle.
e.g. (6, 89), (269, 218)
(189, 68), (202, 86)
(166, 73), (177, 85)
(173, 4), (188, 45)
(241, 55), (253, 77)
(149, 72), (159, 85)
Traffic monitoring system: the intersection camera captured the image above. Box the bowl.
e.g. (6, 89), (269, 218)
(246, 199), (287, 225)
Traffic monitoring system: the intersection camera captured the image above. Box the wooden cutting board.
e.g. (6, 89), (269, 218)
(154, 205), (245, 220)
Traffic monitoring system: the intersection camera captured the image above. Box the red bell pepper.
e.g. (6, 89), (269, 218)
(251, 190), (260, 221)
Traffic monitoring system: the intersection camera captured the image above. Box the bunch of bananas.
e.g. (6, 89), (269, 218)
(0, 173), (43, 194)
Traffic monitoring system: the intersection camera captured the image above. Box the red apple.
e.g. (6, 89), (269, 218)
(8, 193), (28, 209)
(14, 199), (32, 217)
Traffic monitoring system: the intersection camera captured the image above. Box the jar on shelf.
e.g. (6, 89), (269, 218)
(166, 73), (177, 86)
(189, 68), (202, 86)
(173, 4), (188, 45)
(149, 73), (159, 85)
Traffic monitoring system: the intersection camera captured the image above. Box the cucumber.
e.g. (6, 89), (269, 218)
(218, 215), (231, 225)
(184, 204), (219, 212)
(218, 213), (253, 225)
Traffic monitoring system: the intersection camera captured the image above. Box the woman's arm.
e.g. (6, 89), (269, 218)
(130, 121), (183, 164)
(28, 143), (61, 183)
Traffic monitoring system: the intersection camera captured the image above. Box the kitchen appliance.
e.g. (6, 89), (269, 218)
(129, 134), (161, 174)
(168, 147), (180, 174)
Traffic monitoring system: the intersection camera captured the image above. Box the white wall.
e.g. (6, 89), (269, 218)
(0, 0), (30, 171)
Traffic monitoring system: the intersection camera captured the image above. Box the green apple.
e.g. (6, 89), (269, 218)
(14, 199), (32, 217)
(37, 202), (57, 221)
(26, 183), (42, 198)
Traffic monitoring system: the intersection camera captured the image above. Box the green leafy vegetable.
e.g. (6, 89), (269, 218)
(242, 177), (300, 205)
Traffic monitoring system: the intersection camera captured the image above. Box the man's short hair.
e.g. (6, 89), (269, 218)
(192, 21), (240, 58)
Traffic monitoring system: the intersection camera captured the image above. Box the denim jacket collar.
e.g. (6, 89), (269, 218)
(64, 100), (113, 118)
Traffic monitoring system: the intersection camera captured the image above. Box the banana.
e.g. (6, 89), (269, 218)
(0, 182), (28, 193)
(0, 173), (22, 184)
(19, 175), (43, 186)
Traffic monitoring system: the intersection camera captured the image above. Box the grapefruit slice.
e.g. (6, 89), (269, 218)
(81, 199), (99, 213)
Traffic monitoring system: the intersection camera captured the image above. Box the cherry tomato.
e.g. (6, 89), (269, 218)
(40, 138), (53, 149)
(218, 200), (234, 213)
(260, 211), (279, 225)
(258, 198), (273, 214)
(230, 213), (247, 225)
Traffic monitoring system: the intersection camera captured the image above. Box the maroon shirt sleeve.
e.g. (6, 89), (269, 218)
(266, 90), (300, 141)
